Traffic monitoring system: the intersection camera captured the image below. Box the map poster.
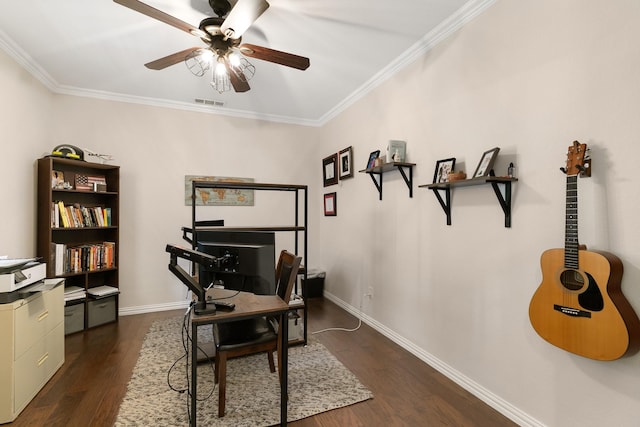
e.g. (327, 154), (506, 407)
(184, 176), (255, 206)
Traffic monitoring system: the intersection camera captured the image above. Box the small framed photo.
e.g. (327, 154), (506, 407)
(324, 192), (337, 216)
(51, 170), (65, 189)
(339, 146), (354, 179)
(473, 147), (500, 178)
(433, 158), (456, 183)
(366, 150), (380, 169)
(323, 153), (339, 187)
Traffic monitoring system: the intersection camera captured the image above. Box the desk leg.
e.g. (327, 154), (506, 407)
(191, 320), (198, 427)
(280, 312), (288, 425)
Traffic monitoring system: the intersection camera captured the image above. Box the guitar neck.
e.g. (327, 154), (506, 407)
(565, 175), (579, 268)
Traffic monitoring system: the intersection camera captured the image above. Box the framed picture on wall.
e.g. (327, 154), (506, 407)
(433, 158), (456, 183)
(323, 153), (339, 187)
(339, 146), (354, 179)
(324, 192), (337, 216)
(473, 147), (500, 178)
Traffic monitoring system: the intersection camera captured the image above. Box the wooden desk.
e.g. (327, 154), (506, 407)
(189, 289), (302, 426)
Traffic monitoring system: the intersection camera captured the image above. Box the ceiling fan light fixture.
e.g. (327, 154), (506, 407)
(228, 51), (241, 67)
(211, 72), (231, 94)
(231, 56), (255, 81)
(215, 60), (227, 76)
(185, 50), (211, 77)
(211, 58), (231, 93)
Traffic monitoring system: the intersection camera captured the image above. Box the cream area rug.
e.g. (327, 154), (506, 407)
(115, 316), (373, 426)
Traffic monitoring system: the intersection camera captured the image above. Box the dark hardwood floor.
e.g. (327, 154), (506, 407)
(12, 298), (516, 426)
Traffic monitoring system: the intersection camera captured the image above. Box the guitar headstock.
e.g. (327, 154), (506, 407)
(563, 140), (590, 177)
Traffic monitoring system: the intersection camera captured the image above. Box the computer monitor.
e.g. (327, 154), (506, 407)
(195, 231), (276, 295)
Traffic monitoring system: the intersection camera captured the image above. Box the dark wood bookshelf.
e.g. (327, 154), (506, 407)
(37, 157), (120, 333)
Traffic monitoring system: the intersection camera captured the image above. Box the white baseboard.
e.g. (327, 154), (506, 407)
(119, 300), (190, 316)
(322, 291), (543, 427)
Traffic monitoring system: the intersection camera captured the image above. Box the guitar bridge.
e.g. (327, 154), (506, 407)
(554, 304), (591, 318)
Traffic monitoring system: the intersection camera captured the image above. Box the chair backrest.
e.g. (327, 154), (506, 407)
(274, 250), (302, 304)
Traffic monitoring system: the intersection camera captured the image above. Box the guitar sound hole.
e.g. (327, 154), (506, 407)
(560, 269), (585, 291)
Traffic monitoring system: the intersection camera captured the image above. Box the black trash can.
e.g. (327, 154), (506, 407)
(302, 269), (325, 298)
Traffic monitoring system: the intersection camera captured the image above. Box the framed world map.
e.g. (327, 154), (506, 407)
(184, 175), (255, 206)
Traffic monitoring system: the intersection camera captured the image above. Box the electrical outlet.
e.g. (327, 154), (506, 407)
(365, 286), (374, 298)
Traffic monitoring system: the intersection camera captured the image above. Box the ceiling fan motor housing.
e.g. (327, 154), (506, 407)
(209, 0), (232, 17)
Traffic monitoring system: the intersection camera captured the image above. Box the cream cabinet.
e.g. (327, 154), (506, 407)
(0, 280), (64, 423)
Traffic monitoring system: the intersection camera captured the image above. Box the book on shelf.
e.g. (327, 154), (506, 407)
(50, 243), (66, 276)
(87, 285), (119, 298)
(57, 201), (70, 227)
(64, 286), (87, 303)
(54, 201), (112, 228)
(51, 202), (59, 228)
(50, 241), (116, 274)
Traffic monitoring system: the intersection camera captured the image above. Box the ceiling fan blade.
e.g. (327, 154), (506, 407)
(224, 59), (251, 92)
(145, 48), (202, 70)
(240, 44), (310, 70)
(114, 0), (208, 40)
(220, 0), (270, 40)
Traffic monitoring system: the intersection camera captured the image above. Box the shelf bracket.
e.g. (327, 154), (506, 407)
(490, 181), (513, 228)
(431, 188), (451, 225)
(364, 163), (414, 200)
(397, 165), (413, 198)
(368, 173), (383, 200)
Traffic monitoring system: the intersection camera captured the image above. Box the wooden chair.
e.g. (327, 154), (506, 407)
(213, 250), (302, 417)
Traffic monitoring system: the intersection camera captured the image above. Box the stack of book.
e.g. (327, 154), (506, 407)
(87, 285), (119, 298)
(64, 286), (86, 303)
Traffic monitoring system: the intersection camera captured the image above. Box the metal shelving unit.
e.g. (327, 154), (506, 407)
(188, 181), (309, 344)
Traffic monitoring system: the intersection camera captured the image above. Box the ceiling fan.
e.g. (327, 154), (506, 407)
(114, 0), (310, 93)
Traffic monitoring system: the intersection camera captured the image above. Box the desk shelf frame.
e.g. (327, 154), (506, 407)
(189, 181), (309, 344)
(419, 175), (518, 227)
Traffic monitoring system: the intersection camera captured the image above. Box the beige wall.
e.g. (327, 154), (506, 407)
(0, 48), (53, 256)
(47, 95), (319, 310)
(3, 1), (640, 426)
(317, 1), (640, 426)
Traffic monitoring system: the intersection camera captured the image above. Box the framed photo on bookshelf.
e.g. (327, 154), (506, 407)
(51, 170), (65, 189)
(323, 153), (339, 187)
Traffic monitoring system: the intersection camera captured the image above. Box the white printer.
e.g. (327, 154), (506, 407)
(0, 258), (47, 302)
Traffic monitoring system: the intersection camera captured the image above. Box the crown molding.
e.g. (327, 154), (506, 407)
(1, 0), (495, 128)
(317, 0), (496, 126)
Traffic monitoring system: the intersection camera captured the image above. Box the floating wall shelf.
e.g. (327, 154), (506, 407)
(359, 162), (416, 200)
(419, 174), (518, 227)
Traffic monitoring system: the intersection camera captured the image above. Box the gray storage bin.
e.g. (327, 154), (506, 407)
(87, 295), (117, 328)
(64, 301), (85, 335)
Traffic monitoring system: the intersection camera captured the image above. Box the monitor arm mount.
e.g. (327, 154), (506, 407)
(166, 244), (228, 315)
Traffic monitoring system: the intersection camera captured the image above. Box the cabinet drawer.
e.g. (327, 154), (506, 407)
(87, 296), (117, 328)
(14, 322), (64, 415)
(64, 302), (85, 335)
(14, 285), (63, 359)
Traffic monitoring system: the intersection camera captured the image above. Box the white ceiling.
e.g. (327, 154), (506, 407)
(0, 0), (491, 126)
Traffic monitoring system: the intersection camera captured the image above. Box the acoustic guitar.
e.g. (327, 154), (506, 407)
(528, 141), (640, 360)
